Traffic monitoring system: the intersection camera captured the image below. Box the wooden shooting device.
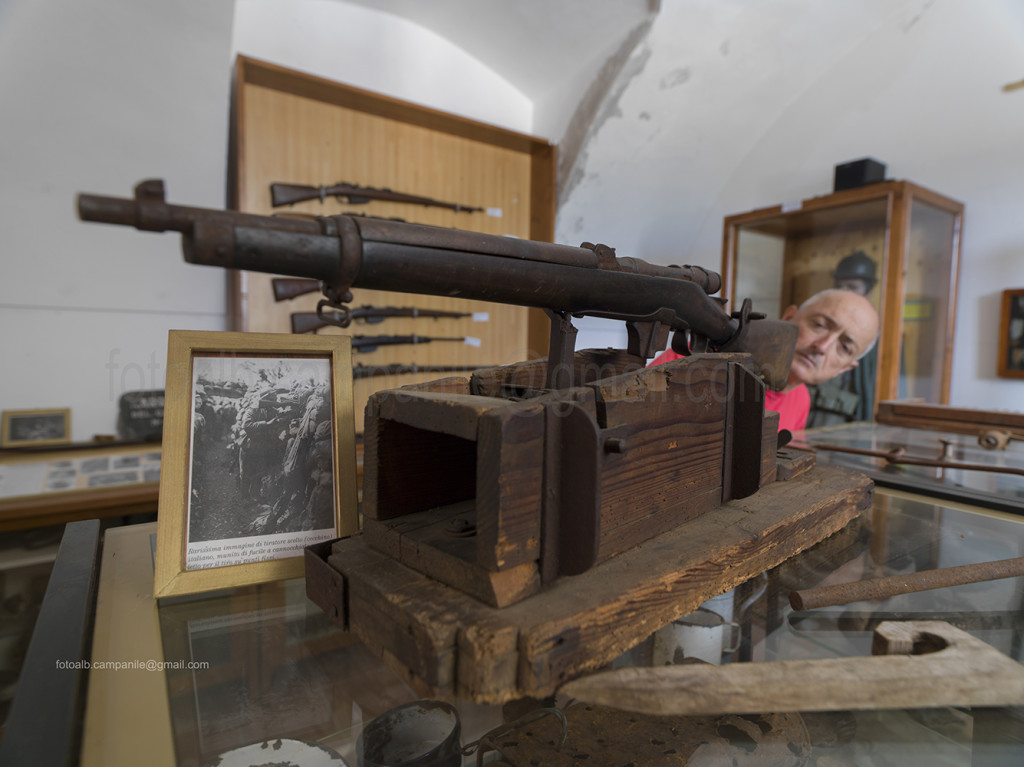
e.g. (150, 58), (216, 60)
(78, 180), (873, 701)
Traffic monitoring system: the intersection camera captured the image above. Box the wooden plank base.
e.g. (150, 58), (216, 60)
(306, 465), (873, 703)
(561, 620), (1024, 715)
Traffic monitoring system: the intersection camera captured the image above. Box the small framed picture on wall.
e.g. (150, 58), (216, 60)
(1, 408), (71, 448)
(998, 289), (1024, 379)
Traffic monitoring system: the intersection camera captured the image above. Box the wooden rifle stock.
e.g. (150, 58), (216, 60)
(291, 313), (330, 334)
(273, 278), (321, 301)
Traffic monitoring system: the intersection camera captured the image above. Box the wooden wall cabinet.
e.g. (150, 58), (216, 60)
(721, 181), (964, 417)
(230, 56), (557, 432)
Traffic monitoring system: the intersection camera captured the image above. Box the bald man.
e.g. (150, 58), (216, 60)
(770, 289), (879, 431)
(650, 289), (879, 432)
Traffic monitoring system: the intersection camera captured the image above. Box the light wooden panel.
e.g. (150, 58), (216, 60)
(231, 57), (555, 432)
(781, 222), (887, 311)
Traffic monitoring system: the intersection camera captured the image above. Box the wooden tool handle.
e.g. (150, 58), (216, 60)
(790, 556), (1024, 611)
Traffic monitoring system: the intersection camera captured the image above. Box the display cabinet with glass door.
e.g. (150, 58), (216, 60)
(720, 180), (963, 424)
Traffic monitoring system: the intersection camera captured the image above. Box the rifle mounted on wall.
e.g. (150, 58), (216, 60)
(271, 181), (483, 213)
(292, 306), (473, 333)
(353, 363), (483, 380)
(77, 179), (797, 390)
(350, 334), (470, 354)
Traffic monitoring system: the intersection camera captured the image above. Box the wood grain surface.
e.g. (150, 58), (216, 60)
(232, 57), (556, 433)
(307, 463), (873, 702)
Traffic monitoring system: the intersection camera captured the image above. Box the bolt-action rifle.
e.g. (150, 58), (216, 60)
(353, 363), (483, 380)
(350, 334), (469, 354)
(76, 180), (797, 390)
(271, 181), (483, 213)
(291, 306), (473, 334)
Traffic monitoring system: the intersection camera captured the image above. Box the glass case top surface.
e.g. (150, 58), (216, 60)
(147, 476), (1024, 765)
(792, 422), (1024, 510)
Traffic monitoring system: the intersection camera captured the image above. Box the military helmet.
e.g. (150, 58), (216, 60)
(833, 250), (877, 286)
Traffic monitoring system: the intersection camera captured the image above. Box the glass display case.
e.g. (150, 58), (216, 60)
(9, 455), (1024, 766)
(792, 421), (1024, 517)
(721, 181), (964, 422)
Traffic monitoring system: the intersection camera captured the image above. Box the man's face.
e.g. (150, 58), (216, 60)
(782, 291), (879, 388)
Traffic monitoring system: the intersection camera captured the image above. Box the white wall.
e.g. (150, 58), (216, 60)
(3, 0), (1021, 441)
(231, 0), (532, 134)
(557, 0), (1024, 410)
(0, 0), (533, 442)
(0, 0), (236, 442)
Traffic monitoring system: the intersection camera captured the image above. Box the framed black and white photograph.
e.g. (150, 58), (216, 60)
(1, 408), (71, 448)
(154, 330), (357, 598)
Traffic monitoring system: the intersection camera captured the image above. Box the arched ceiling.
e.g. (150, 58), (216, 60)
(336, 0), (658, 103)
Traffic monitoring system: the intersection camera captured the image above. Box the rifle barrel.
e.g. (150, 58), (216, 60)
(78, 181), (761, 365)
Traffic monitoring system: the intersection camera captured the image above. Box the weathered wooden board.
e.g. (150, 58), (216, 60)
(491, 704), (811, 767)
(561, 620), (1024, 715)
(362, 504), (541, 607)
(307, 463), (873, 703)
(876, 399), (1024, 438)
(775, 447), (816, 481)
(589, 357), (731, 563)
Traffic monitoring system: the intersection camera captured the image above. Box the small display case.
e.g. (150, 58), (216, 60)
(721, 180), (964, 420)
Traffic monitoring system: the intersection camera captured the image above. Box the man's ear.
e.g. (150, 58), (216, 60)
(781, 304), (799, 322)
(840, 360), (859, 375)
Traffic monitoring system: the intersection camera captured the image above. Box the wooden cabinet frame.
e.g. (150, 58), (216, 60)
(721, 180), (964, 412)
(228, 56), (557, 430)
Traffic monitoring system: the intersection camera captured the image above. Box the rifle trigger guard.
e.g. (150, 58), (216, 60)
(316, 299), (353, 328)
(671, 329), (713, 356)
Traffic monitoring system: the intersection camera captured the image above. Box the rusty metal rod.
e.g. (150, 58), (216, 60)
(790, 556), (1024, 611)
(796, 442), (1024, 477)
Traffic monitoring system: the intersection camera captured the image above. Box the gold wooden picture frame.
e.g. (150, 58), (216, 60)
(998, 288), (1024, 379)
(1, 408), (71, 448)
(154, 330), (357, 598)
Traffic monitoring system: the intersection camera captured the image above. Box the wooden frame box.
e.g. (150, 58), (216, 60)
(359, 350), (778, 607)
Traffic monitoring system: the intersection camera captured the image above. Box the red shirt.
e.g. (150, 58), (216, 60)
(649, 348), (808, 431)
(764, 385), (810, 433)
(649, 347), (683, 366)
